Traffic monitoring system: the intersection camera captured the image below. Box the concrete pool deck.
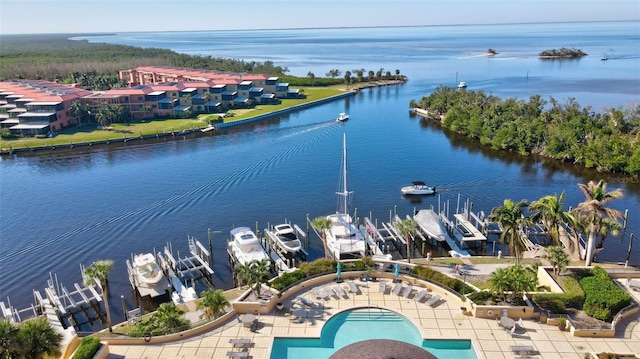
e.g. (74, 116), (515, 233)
(106, 274), (640, 359)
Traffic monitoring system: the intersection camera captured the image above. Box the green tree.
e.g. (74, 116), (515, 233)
(595, 217), (623, 254)
(83, 260), (114, 332)
(395, 218), (419, 263)
(544, 246), (570, 277)
(325, 69), (341, 78)
(151, 302), (189, 333)
(17, 318), (62, 359)
(487, 266), (510, 302)
(139, 105), (153, 120)
(95, 105), (112, 128)
(197, 288), (230, 320)
(344, 71), (351, 88)
(234, 259), (271, 297)
(0, 319), (20, 359)
(529, 191), (574, 246)
(68, 100), (90, 126)
(572, 180), (624, 266)
(489, 199), (531, 264)
(307, 71), (315, 86)
(488, 265), (536, 302)
(311, 216), (332, 243)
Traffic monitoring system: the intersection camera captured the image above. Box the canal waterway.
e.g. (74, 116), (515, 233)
(1, 21), (639, 326)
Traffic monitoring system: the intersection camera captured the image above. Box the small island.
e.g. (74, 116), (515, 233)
(538, 47), (587, 59)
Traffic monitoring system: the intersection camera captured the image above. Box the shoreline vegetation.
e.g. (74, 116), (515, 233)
(411, 86), (640, 176)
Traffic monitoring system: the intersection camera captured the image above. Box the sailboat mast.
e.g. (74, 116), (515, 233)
(342, 133), (348, 215)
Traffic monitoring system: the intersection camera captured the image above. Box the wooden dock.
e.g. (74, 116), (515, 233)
(263, 221), (308, 273)
(1, 269), (105, 331)
(159, 236), (215, 303)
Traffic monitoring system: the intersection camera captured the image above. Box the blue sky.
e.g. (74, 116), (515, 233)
(1, 0), (639, 35)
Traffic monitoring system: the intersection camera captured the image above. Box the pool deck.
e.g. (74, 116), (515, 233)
(107, 271), (640, 359)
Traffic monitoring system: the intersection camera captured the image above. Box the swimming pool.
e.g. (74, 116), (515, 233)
(270, 308), (478, 359)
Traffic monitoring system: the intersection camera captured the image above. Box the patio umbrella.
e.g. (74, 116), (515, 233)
(394, 263), (400, 282)
(336, 262), (342, 282)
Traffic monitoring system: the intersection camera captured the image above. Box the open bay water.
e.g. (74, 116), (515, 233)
(2, 21), (639, 326)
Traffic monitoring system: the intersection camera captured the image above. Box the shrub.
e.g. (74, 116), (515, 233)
(72, 336), (101, 359)
(411, 265), (474, 294)
(531, 273), (585, 313)
(579, 267), (631, 321)
(468, 290), (492, 305)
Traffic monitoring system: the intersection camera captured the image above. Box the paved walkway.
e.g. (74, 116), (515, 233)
(107, 275), (640, 359)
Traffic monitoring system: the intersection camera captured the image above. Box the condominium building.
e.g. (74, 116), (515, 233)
(0, 68), (300, 136)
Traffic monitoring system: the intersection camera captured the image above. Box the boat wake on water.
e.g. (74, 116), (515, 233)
(0, 121), (339, 264)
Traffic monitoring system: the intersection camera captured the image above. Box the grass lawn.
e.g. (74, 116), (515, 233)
(0, 85), (348, 150)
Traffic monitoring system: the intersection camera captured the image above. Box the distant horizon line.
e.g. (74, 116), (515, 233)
(1, 19), (637, 37)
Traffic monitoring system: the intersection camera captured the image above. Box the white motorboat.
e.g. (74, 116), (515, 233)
(228, 226), (269, 265)
(401, 181), (436, 195)
(127, 253), (170, 298)
(336, 112), (350, 122)
(324, 133), (366, 260)
(413, 209), (448, 242)
(457, 81), (467, 89)
(269, 223), (302, 254)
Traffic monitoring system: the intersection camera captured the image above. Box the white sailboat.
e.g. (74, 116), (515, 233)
(324, 133), (366, 260)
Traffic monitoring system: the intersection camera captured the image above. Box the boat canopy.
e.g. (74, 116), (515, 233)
(412, 181), (426, 186)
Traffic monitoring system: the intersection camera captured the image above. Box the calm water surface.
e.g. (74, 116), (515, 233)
(2, 22), (639, 326)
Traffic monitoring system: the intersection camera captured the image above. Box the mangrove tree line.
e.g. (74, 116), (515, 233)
(411, 86), (640, 175)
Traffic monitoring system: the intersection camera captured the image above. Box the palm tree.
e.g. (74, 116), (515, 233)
(234, 259), (271, 297)
(68, 100), (90, 126)
(544, 246), (570, 277)
(139, 105), (152, 120)
(395, 218), (419, 263)
(529, 191), (574, 246)
(488, 266), (510, 302)
(17, 318), (62, 359)
(572, 180), (624, 266)
(0, 319), (20, 358)
(595, 217), (623, 251)
(83, 260), (114, 332)
(312, 216), (332, 252)
(197, 288), (230, 320)
(150, 302), (189, 334)
(508, 265), (537, 299)
(488, 199), (531, 264)
(307, 72), (315, 86)
(95, 106), (112, 128)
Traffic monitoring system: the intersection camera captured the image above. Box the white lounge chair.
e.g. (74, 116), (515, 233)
(401, 284), (413, 297)
(334, 285), (346, 298)
(379, 281), (387, 293)
(348, 281), (358, 294)
(414, 289), (427, 302)
(425, 294), (441, 307)
(313, 287), (329, 300)
(392, 282), (403, 295)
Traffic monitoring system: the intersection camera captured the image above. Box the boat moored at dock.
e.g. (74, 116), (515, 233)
(324, 133), (366, 260)
(267, 223), (303, 254)
(126, 253), (170, 298)
(228, 227), (270, 266)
